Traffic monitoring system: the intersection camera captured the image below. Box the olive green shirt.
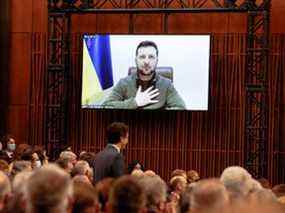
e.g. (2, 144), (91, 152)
(102, 73), (186, 110)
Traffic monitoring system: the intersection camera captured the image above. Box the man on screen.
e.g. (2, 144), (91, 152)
(102, 40), (186, 109)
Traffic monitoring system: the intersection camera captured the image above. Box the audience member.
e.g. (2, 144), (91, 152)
(138, 175), (167, 213)
(25, 164), (73, 213)
(131, 169), (144, 177)
(108, 175), (146, 213)
(178, 185), (193, 213)
(171, 169), (187, 180)
(10, 160), (32, 179)
(144, 170), (156, 177)
(59, 151), (77, 166)
(0, 171), (11, 211)
(79, 151), (95, 167)
(257, 177), (271, 189)
(72, 181), (99, 213)
(189, 178), (229, 213)
(56, 158), (74, 174)
(186, 170), (200, 184)
(71, 160), (93, 182)
(128, 160), (144, 174)
(33, 145), (49, 166)
(13, 144), (31, 161)
(272, 184), (285, 198)
(96, 177), (115, 212)
(1, 135), (16, 162)
(220, 166), (252, 201)
(5, 171), (32, 213)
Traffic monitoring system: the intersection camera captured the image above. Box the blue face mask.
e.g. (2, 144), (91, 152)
(7, 144), (16, 151)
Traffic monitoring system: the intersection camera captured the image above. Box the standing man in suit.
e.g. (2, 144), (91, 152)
(93, 122), (129, 183)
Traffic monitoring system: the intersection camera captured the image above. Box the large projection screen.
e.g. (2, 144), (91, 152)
(82, 34), (210, 110)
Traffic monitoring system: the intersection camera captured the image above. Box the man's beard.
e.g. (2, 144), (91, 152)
(138, 68), (155, 76)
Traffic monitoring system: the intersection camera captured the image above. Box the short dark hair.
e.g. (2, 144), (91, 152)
(109, 176), (146, 213)
(106, 122), (128, 144)
(136, 40), (158, 56)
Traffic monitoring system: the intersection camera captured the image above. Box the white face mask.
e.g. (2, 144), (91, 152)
(34, 160), (42, 168)
(7, 144), (16, 151)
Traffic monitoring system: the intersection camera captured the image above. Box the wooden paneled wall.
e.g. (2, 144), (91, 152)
(5, 0), (285, 183)
(0, 0), (10, 136)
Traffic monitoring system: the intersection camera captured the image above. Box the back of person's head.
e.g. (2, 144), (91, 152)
(171, 169), (187, 179)
(131, 169), (144, 178)
(220, 166), (252, 199)
(20, 147), (34, 161)
(169, 175), (187, 193)
(11, 160), (32, 179)
(12, 170), (32, 194)
(272, 184), (285, 198)
(56, 157), (73, 173)
(190, 179), (229, 212)
(71, 160), (91, 177)
(257, 178), (271, 189)
(187, 170), (200, 183)
(144, 170), (156, 177)
(13, 144), (31, 161)
(109, 175), (146, 213)
(33, 145), (47, 163)
(106, 122), (129, 144)
(96, 177), (115, 212)
(0, 171), (11, 211)
(72, 181), (99, 213)
(5, 171), (33, 213)
(25, 164), (73, 213)
(59, 151), (77, 165)
(138, 175), (167, 213)
(73, 175), (92, 185)
(128, 160), (144, 174)
(79, 152), (95, 166)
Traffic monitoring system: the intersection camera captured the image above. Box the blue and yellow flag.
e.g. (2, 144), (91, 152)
(82, 35), (114, 107)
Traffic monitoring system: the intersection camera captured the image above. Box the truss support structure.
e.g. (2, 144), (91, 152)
(46, 9), (71, 159)
(46, 0), (271, 177)
(245, 1), (271, 178)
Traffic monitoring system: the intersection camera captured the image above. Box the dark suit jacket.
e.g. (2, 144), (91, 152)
(93, 144), (125, 183)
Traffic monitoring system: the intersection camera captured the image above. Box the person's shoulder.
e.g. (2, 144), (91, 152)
(156, 75), (172, 85)
(117, 74), (135, 85)
(95, 145), (117, 159)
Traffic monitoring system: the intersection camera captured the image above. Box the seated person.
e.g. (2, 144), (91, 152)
(102, 40), (186, 110)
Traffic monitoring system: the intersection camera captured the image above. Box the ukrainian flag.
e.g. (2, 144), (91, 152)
(82, 35), (114, 107)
